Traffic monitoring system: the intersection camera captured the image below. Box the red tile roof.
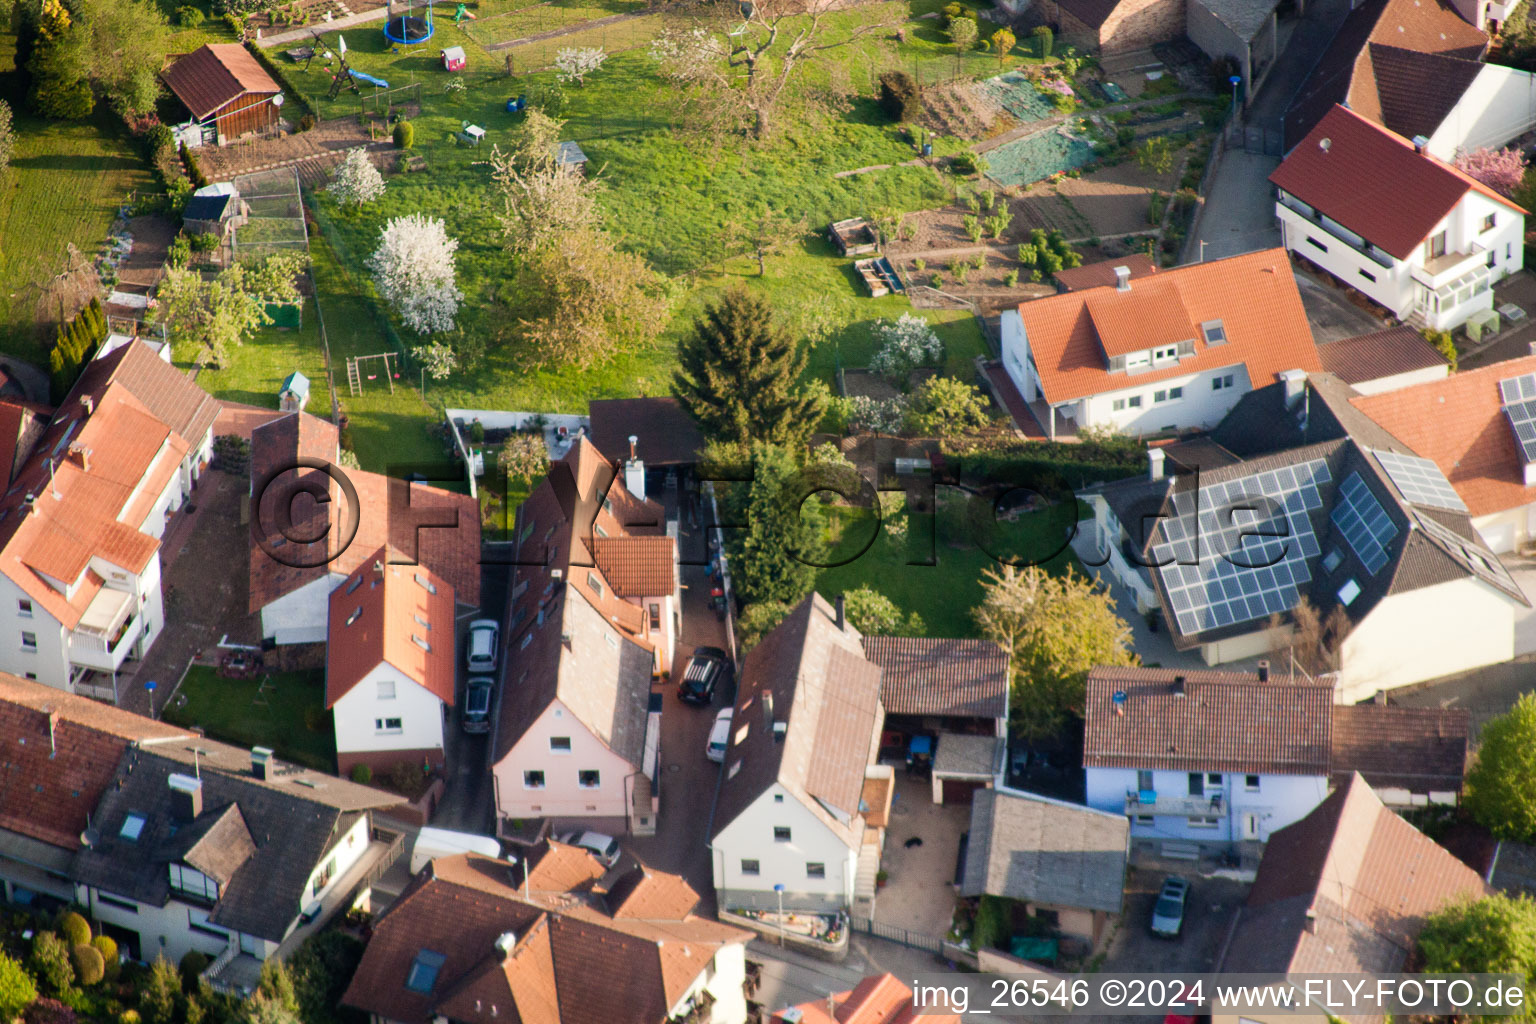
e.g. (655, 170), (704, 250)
(1083, 666), (1335, 775)
(0, 674), (190, 849)
(1017, 248), (1321, 405)
(344, 850), (748, 1024)
(1331, 705), (1468, 793)
(1349, 354), (1536, 516)
(162, 44), (280, 120)
(326, 548), (456, 708)
(591, 536), (675, 597)
(1053, 255), (1159, 293)
(774, 974), (959, 1024)
(587, 398), (704, 467)
(1318, 326), (1448, 385)
(859, 636), (1008, 718)
(1271, 105), (1525, 261)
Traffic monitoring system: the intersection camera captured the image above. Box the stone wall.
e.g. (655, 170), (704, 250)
(1100, 0), (1186, 54)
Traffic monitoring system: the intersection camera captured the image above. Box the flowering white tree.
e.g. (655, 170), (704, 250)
(367, 214), (464, 335)
(415, 340), (457, 380)
(328, 148), (386, 208)
(868, 313), (944, 382)
(555, 47), (606, 85)
(846, 395), (908, 433)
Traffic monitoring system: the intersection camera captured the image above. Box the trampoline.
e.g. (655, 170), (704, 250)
(384, 0), (434, 44)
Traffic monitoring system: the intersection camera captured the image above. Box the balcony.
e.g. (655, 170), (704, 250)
(1125, 790), (1226, 817)
(1278, 194), (1395, 268)
(1412, 244), (1487, 290)
(68, 587), (140, 671)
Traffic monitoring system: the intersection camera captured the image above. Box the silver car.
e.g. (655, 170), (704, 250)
(1150, 877), (1189, 938)
(466, 619), (499, 674)
(556, 830), (622, 868)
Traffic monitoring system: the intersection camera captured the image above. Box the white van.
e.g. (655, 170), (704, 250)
(410, 827), (503, 874)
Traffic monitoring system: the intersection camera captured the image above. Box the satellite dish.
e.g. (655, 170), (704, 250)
(272, 93), (285, 108)
(80, 828), (100, 848)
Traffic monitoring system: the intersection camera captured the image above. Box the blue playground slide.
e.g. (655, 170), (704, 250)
(352, 71), (390, 88)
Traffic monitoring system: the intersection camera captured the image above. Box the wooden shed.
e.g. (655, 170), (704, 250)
(163, 44), (283, 145)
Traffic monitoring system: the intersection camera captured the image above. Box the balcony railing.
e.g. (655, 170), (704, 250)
(1278, 194), (1395, 268)
(1125, 790), (1226, 817)
(1412, 243), (1487, 290)
(68, 614), (142, 670)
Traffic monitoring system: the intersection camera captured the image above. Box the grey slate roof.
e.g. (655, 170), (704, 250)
(1103, 372), (1526, 651)
(961, 788), (1127, 914)
(72, 741), (400, 942)
(933, 734), (1003, 777)
(1190, 0), (1281, 41)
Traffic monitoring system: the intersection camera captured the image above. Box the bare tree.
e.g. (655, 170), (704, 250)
(651, 0), (896, 138)
(1267, 596), (1352, 677)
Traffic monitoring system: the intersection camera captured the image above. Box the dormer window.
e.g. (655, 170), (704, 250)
(1201, 320), (1227, 345)
(1126, 352), (1151, 373)
(168, 863), (219, 902)
(405, 950), (446, 994)
(1152, 345), (1178, 364)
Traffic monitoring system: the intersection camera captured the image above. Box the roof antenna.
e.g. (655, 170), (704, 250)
(193, 748), (200, 780)
(48, 459), (60, 501)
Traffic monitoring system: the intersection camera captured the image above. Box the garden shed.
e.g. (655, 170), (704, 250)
(162, 44), (284, 146)
(182, 183), (248, 237)
(440, 45), (467, 71)
(279, 371), (310, 412)
(556, 140), (589, 175)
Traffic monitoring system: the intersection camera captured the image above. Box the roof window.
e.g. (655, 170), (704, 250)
(411, 635), (430, 652)
(119, 813), (147, 842)
(1201, 320), (1227, 345)
(1337, 579), (1362, 606)
(405, 950), (446, 994)
(345, 575), (364, 595)
(346, 606), (362, 627)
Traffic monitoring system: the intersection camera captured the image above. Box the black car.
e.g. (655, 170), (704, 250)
(678, 646), (732, 705)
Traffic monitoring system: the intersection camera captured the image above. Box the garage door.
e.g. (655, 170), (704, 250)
(941, 779), (986, 805)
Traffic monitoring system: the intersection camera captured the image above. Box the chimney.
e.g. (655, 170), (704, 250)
(835, 594), (846, 631)
(624, 434), (646, 502)
(1279, 369), (1308, 410)
(1374, 689), (1387, 706)
(494, 932), (518, 959)
(46, 710), (56, 758)
(168, 773), (203, 822)
(1147, 447), (1165, 482)
(79, 395), (93, 416)
(1319, 137), (1331, 153)
(1257, 659), (1270, 683)
(1171, 675), (1187, 697)
(1412, 134), (1430, 154)
(251, 746), (273, 780)
(1304, 908), (1318, 934)
(69, 444), (90, 473)
(1113, 265), (1132, 292)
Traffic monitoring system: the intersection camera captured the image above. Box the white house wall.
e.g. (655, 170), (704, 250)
(1085, 766), (1329, 843)
(1472, 507), (1533, 554)
(711, 785), (858, 912)
(0, 574), (70, 688)
(1427, 64), (1536, 161)
(1347, 363), (1450, 396)
(1277, 204), (1418, 317)
(666, 941), (748, 1024)
(1337, 576), (1517, 702)
(332, 664), (446, 759)
(291, 814), (372, 930)
(261, 573), (342, 645)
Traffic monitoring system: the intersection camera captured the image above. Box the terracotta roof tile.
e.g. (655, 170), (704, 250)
(1330, 704), (1468, 792)
(162, 44), (280, 120)
(1017, 249), (1321, 405)
(774, 974), (958, 1024)
(326, 548), (456, 707)
(1222, 774), (1488, 989)
(859, 636), (1007, 718)
(1083, 666), (1335, 775)
(602, 867), (699, 919)
(591, 536), (676, 597)
(1053, 255), (1158, 293)
(1318, 326), (1448, 385)
(587, 398), (704, 467)
(0, 674), (190, 849)
(1271, 105), (1522, 261)
(1349, 354), (1536, 516)
(345, 851), (748, 1024)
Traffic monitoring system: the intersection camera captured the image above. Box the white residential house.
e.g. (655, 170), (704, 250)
(994, 249), (1322, 439)
(327, 549), (456, 776)
(1078, 373), (1528, 702)
(1272, 104), (1526, 331)
(710, 594), (892, 915)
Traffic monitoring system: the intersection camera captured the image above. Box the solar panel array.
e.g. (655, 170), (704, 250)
(1499, 373), (1536, 466)
(1371, 449), (1467, 513)
(1330, 473), (1398, 576)
(1417, 513), (1519, 593)
(1150, 459), (1330, 637)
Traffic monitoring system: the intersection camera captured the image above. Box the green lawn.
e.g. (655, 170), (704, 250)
(165, 666), (336, 772)
(815, 493), (1083, 637)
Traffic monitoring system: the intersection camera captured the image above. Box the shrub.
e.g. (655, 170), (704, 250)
(941, 1), (973, 25)
(973, 895), (1010, 950)
(177, 952), (208, 993)
(68, 946), (103, 988)
(57, 913), (90, 949)
(0, 953), (36, 1021)
(914, 258), (926, 273)
(1422, 328), (1458, 372)
(350, 763), (373, 783)
(963, 214), (984, 243)
(179, 143), (209, 189)
(189, 233), (219, 253)
(1004, 269), (1019, 288)
(393, 120), (414, 149)
(877, 70), (922, 123)
(144, 123), (174, 155)
(29, 933), (73, 997)
(119, 1012), (139, 1024)
(467, 420), (486, 443)
(22, 998), (70, 1024)
(89, 938), (117, 983)
(176, 5), (205, 25)
(1032, 24), (1053, 57)
(951, 150), (988, 177)
(338, 423), (355, 452)
(298, 113), (315, 132)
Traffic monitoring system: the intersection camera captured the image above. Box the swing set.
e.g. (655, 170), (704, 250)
(347, 352), (400, 395)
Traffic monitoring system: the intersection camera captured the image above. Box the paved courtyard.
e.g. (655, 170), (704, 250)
(870, 776), (969, 937)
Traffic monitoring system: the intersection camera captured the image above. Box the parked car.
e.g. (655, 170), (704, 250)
(556, 830), (622, 868)
(463, 677), (493, 734)
(467, 619), (499, 673)
(1150, 877), (1189, 938)
(706, 708), (732, 763)
(678, 646), (732, 705)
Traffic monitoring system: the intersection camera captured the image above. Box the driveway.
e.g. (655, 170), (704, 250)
(625, 485), (733, 912)
(1101, 867), (1246, 973)
(1459, 271), (1536, 370)
(1294, 269), (1386, 342)
(1188, 150), (1281, 263)
(430, 559), (509, 834)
